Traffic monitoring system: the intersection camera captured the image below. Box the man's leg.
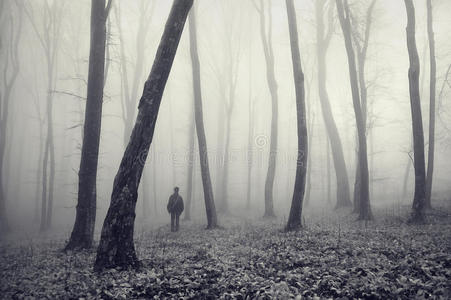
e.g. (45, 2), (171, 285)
(171, 213), (175, 232)
(176, 214), (180, 231)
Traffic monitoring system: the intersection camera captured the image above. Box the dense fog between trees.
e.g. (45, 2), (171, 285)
(1, 0), (451, 298)
(1, 0), (450, 236)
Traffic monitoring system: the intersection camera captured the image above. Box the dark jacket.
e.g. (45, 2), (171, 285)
(167, 193), (184, 215)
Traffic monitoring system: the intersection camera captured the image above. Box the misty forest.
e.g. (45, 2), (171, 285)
(1, 0), (451, 298)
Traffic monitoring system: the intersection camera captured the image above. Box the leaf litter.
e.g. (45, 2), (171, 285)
(1, 211), (450, 299)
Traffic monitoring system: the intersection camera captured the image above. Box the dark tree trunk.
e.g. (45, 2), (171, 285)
(315, 0), (352, 209)
(285, 0), (308, 231)
(189, 8), (218, 229)
(425, 0), (436, 209)
(94, 0), (193, 271)
(336, 0), (372, 220)
(65, 0), (111, 251)
(404, 0), (426, 223)
(254, 0), (278, 218)
(350, 0), (376, 216)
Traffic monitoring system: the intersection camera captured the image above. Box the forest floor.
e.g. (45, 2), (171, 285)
(1, 205), (451, 299)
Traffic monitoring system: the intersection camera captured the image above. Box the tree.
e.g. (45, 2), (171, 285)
(94, 0), (193, 271)
(115, 1), (155, 146)
(336, 0), (372, 220)
(315, 0), (352, 209)
(349, 0), (376, 215)
(253, 0), (278, 218)
(425, 0), (436, 209)
(403, 0), (426, 223)
(184, 99), (195, 221)
(246, 34), (255, 210)
(25, 0), (65, 231)
(65, 0), (113, 251)
(189, 7), (218, 229)
(285, 0), (308, 231)
(0, 0), (23, 233)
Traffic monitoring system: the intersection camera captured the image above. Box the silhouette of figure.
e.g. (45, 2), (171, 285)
(167, 187), (184, 232)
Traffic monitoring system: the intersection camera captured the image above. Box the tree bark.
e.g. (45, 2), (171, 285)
(350, 0), (376, 215)
(404, 0), (426, 223)
(94, 0), (193, 271)
(425, 0), (436, 209)
(66, 0), (111, 251)
(254, 0), (278, 218)
(315, 0), (351, 209)
(336, 0), (372, 220)
(189, 8), (218, 229)
(285, 0), (308, 231)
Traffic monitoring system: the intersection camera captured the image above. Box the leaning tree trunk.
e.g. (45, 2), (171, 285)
(94, 0), (193, 271)
(336, 0), (372, 220)
(425, 0), (436, 209)
(285, 0), (308, 231)
(404, 0), (426, 223)
(315, 0), (352, 209)
(189, 8), (218, 229)
(66, 0), (111, 251)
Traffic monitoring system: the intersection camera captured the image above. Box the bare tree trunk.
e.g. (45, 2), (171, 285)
(221, 111), (232, 213)
(254, 0), (278, 218)
(246, 43), (254, 210)
(350, 0), (376, 216)
(40, 140), (49, 231)
(66, 0), (112, 251)
(336, 0), (372, 220)
(94, 0), (193, 271)
(285, 0), (308, 231)
(304, 73), (314, 207)
(402, 156), (412, 200)
(404, 0), (426, 223)
(184, 101), (195, 221)
(315, 0), (351, 209)
(25, 0), (64, 231)
(34, 118), (44, 224)
(189, 8), (218, 229)
(425, 0), (436, 209)
(326, 137), (331, 204)
(215, 83), (225, 210)
(0, 1), (23, 233)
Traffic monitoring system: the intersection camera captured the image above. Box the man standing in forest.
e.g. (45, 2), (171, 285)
(167, 187), (184, 232)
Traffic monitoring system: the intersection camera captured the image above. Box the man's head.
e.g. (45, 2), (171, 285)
(174, 186), (179, 193)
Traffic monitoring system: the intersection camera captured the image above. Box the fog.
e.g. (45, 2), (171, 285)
(1, 0), (451, 234)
